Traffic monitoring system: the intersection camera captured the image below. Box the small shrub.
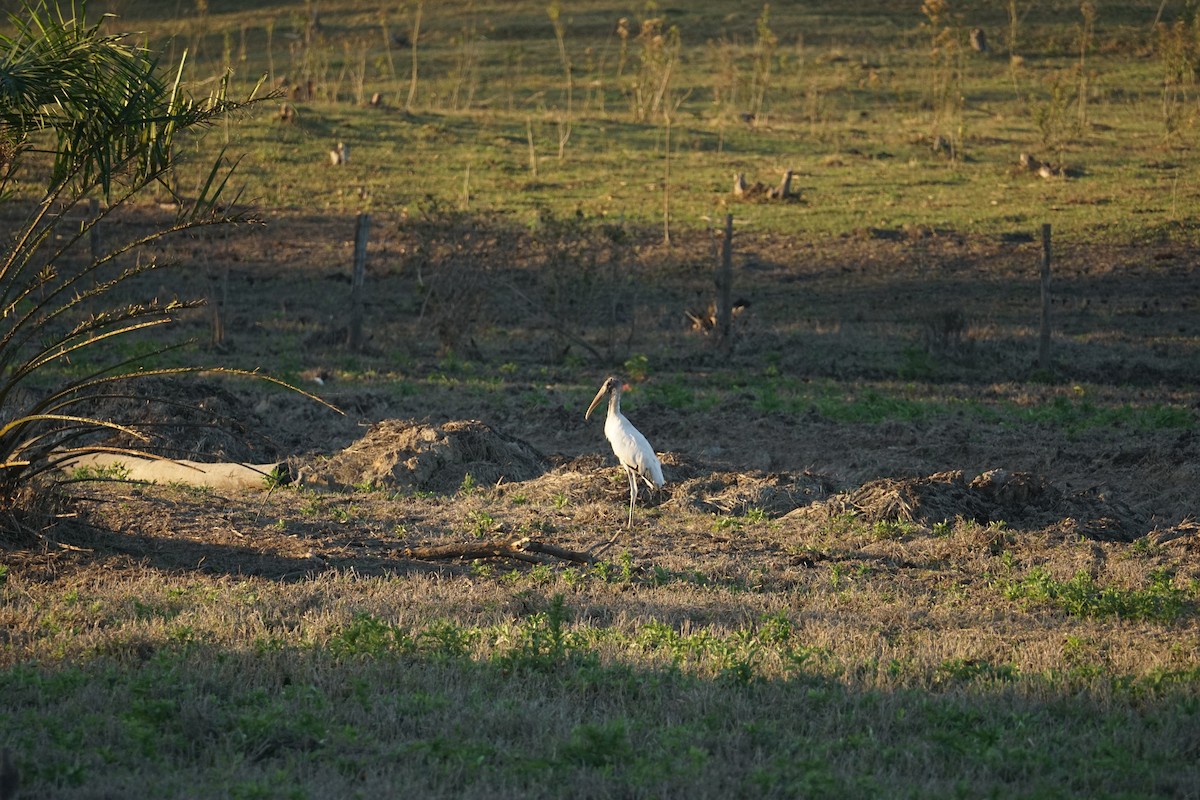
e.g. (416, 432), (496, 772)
(416, 619), (476, 660)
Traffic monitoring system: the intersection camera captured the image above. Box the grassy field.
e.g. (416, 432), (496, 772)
(110, 0), (1200, 241)
(3, 1), (1200, 797)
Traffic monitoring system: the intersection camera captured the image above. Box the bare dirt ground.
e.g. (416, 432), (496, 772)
(12, 208), (1200, 581)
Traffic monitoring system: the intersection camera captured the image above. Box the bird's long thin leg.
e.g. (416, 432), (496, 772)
(626, 466), (637, 528)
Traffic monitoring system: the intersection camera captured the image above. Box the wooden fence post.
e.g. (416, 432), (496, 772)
(716, 213), (733, 347)
(1038, 223), (1052, 371)
(347, 213), (370, 351)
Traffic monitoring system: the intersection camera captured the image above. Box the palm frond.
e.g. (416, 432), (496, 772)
(0, 2), (308, 508)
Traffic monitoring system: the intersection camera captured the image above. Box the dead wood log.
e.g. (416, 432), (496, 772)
(733, 172), (766, 199)
(732, 172), (746, 196)
(291, 79), (317, 101)
(1019, 152), (1066, 179)
(685, 303), (716, 332)
(969, 27), (989, 53)
(733, 170), (796, 202)
(686, 298), (750, 334)
(401, 537), (597, 565)
(768, 169), (794, 200)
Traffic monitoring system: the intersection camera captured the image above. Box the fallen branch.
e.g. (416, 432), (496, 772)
(520, 539), (600, 563)
(401, 536), (597, 565)
(732, 169), (797, 202)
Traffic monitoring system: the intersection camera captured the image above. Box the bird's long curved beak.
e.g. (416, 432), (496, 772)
(585, 384), (608, 420)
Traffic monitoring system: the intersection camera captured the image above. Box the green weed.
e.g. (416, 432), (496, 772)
(1016, 396), (1195, 434)
(623, 353), (650, 382)
(68, 462), (131, 482)
(745, 507), (769, 524)
(331, 505), (357, 523)
(712, 515), (742, 532)
(468, 509), (498, 537)
(416, 619), (478, 660)
(936, 658), (1020, 685)
(263, 465), (289, 490)
(561, 719), (632, 767)
(648, 379), (694, 410)
(1002, 567), (1188, 623)
(872, 519), (917, 540)
(326, 613), (410, 658)
(493, 593), (576, 672)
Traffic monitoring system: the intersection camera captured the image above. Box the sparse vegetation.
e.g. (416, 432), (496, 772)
(66, 461), (131, 482)
(1001, 566), (1188, 623)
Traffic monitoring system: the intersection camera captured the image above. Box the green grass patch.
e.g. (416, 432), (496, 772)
(1014, 396), (1196, 434)
(68, 0), (1196, 246)
(656, 375), (1196, 433)
(1001, 567), (1190, 623)
(2, 638), (1197, 798)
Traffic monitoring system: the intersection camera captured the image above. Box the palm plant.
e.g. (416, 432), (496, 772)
(0, 2), (277, 514)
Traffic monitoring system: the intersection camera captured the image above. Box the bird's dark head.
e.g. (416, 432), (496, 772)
(585, 375), (622, 420)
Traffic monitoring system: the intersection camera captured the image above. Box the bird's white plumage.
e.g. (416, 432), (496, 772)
(604, 408), (664, 489)
(586, 376), (663, 527)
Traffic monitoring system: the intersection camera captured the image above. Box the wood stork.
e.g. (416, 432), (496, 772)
(585, 376), (664, 528)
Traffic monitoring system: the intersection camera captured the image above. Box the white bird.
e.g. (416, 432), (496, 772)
(585, 376), (665, 528)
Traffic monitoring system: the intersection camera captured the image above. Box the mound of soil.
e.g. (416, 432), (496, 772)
(664, 461), (836, 517)
(789, 468), (1146, 541)
(295, 418), (549, 494)
(525, 452), (835, 518)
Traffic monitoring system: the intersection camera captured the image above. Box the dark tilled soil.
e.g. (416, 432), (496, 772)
(7, 213), (1199, 573)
